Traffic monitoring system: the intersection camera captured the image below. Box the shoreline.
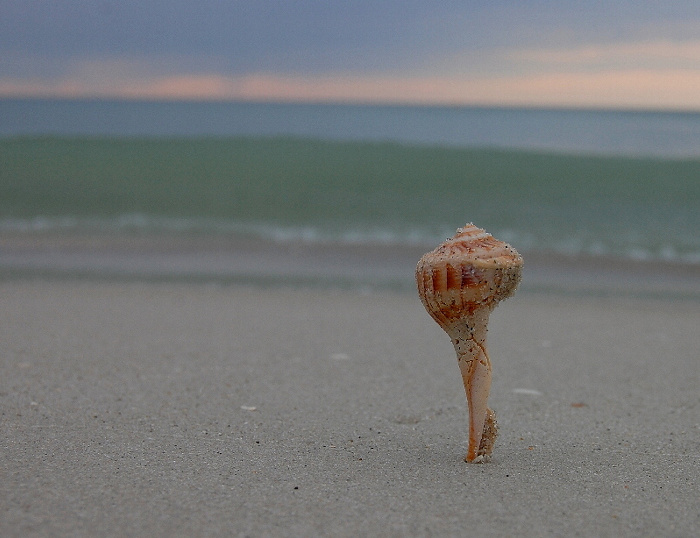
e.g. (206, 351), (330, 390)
(1, 230), (699, 300)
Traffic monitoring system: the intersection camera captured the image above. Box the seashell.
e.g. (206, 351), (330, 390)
(416, 223), (523, 462)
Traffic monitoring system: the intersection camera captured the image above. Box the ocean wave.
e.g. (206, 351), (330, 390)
(3, 214), (699, 265)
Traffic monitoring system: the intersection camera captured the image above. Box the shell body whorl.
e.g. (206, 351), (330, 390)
(415, 223), (523, 330)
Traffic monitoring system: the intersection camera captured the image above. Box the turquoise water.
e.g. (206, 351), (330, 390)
(2, 135), (699, 263)
(2, 99), (700, 265)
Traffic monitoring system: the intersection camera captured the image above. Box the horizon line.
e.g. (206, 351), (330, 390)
(3, 94), (700, 115)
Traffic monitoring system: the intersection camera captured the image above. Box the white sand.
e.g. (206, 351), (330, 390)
(1, 280), (698, 536)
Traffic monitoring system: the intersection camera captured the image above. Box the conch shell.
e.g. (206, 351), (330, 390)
(416, 223), (523, 462)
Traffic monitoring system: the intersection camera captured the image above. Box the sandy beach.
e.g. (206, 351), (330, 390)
(1, 240), (698, 536)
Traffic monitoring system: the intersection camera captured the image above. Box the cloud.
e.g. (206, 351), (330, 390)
(506, 39), (700, 69)
(2, 37), (700, 110)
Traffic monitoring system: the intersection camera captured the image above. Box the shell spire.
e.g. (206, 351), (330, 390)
(416, 223), (523, 462)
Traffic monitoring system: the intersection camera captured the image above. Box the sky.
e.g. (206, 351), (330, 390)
(2, 0), (700, 109)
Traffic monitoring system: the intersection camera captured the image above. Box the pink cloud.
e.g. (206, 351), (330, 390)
(2, 70), (700, 110)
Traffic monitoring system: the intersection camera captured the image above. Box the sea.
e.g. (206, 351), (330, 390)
(1, 98), (699, 269)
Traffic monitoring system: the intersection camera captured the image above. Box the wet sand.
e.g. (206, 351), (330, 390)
(2, 230), (699, 297)
(1, 273), (698, 536)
